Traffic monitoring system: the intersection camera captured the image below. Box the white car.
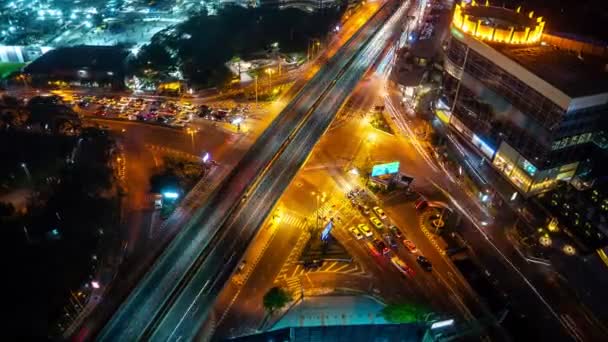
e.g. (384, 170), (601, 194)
(348, 226), (364, 240)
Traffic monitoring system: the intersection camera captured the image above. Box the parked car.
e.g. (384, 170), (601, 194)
(369, 216), (384, 230)
(348, 226), (364, 240)
(357, 223), (373, 237)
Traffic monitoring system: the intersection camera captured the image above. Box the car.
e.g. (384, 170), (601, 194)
(373, 206), (387, 219)
(357, 223), (373, 237)
(389, 225), (403, 239)
(303, 259), (323, 269)
(356, 203), (369, 214)
(348, 226), (364, 240)
(373, 238), (390, 255)
(369, 216), (384, 230)
(416, 255), (432, 271)
(365, 241), (381, 256)
(171, 121), (186, 128)
(403, 239), (418, 253)
(415, 198), (428, 211)
(391, 256), (415, 276)
(237, 260), (247, 272)
(383, 234), (397, 249)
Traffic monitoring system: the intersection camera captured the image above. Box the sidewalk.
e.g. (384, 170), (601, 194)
(270, 295), (388, 330)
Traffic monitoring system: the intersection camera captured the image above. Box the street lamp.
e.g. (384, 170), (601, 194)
(311, 191), (327, 231)
(254, 75), (258, 104)
(265, 68), (275, 86)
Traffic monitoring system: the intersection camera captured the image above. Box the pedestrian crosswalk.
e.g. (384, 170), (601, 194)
(285, 277), (303, 298)
(278, 212), (307, 229)
(145, 144), (201, 161)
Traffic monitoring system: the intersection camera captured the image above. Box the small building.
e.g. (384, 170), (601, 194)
(23, 46), (130, 90)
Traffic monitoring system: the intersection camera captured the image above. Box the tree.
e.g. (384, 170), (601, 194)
(0, 202), (15, 217)
(263, 287), (292, 314)
(380, 303), (432, 323)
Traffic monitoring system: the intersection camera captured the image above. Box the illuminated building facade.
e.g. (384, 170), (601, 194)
(439, 1), (608, 196)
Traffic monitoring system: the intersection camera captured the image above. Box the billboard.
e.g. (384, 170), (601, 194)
(371, 161), (400, 177)
(321, 221), (333, 241)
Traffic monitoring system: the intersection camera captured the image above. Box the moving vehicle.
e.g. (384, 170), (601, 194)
(391, 256), (415, 276)
(303, 259), (323, 269)
(357, 223), (373, 237)
(383, 234), (397, 249)
(369, 216), (384, 230)
(416, 255), (432, 271)
(348, 226), (364, 240)
(389, 225), (403, 239)
(373, 206), (387, 219)
(403, 239), (418, 253)
(373, 238), (390, 255)
(358, 204), (371, 215)
(415, 197), (428, 211)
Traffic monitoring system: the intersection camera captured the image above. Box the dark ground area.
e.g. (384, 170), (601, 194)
(1, 129), (119, 339)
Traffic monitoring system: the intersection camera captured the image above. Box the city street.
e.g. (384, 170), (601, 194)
(210, 73), (490, 340)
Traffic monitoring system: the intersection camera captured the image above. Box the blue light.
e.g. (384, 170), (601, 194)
(163, 192), (179, 199)
(371, 161), (400, 177)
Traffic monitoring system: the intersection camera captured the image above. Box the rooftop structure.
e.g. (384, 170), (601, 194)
(494, 44), (608, 98)
(452, 1), (545, 45)
(24, 46), (130, 89)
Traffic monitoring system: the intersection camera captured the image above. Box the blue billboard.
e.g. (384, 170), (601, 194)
(321, 221), (333, 241)
(371, 161), (400, 177)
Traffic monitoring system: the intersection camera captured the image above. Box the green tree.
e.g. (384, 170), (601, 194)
(380, 303), (431, 323)
(263, 287), (292, 314)
(0, 202), (15, 217)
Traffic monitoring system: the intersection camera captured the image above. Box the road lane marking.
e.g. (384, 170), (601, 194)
(167, 279), (210, 341)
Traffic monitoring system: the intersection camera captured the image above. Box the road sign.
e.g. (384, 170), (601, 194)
(321, 221), (333, 241)
(371, 161), (400, 177)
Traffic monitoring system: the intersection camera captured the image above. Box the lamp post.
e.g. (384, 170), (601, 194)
(311, 191), (327, 232)
(254, 75), (258, 104)
(265, 68), (274, 87)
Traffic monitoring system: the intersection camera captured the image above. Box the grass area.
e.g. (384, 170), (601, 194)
(0, 62), (25, 79)
(369, 111), (394, 135)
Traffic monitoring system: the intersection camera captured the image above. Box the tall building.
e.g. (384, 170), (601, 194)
(438, 1), (608, 196)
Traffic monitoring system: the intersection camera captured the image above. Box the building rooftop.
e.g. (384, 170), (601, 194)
(24, 46), (129, 74)
(461, 5), (537, 29)
(495, 44), (608, 98)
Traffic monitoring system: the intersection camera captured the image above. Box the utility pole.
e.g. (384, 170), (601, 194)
(254, 75), (258, 104)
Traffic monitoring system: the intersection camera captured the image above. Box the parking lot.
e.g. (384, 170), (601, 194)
(69, 94), (250, 129)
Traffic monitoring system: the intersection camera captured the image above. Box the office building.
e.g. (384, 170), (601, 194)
(438, 1), (608, 196)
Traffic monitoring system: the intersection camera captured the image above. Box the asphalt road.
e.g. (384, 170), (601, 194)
(95, 2), (406, 340)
